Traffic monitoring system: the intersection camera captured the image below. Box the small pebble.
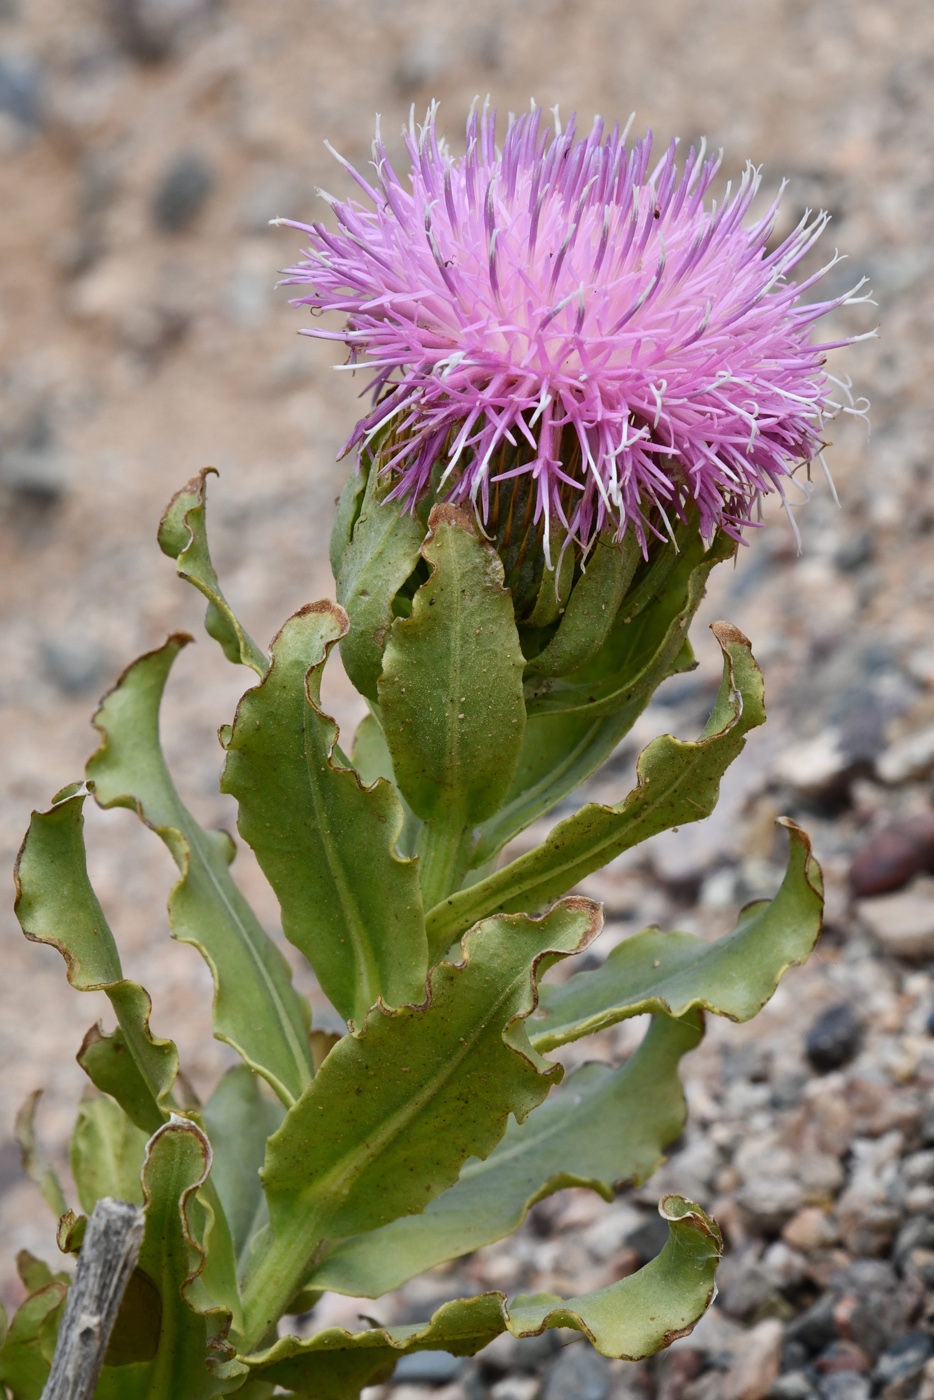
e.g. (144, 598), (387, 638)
(656, 1349), (702, 1400)
(393, 1350), (463, 1383)
(152, 151), (214, 232)
(805, 1003), (863, 1073)
(849, 813), (934, 896)
(108, 0), (216, 61)
(540, 1345), (610, 1400)
(771, 1374), (819, 1400)
(816, 1376), (870, 1400)
(873, 1330), (934, 1385)
(39, 633), (111, 698)
(814, 1340), (870, 1375)
(0, 54), (41, 129)
(782, 1207), (838, 1254)
(834, 532), (874, 573)
(785, 1296), (839, 1357)
(877, 726), (934, 784)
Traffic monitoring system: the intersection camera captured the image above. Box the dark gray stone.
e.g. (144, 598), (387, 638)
(805, 1003), (863, 1073)
(541, 1345), (611, 1400)
(834, 532), (874, 573)
(479, 1328), (558, 1373)
(39, 634), (111, 698)
(108, 0), (217, 62)
(392, 1349), (463, 1383)
(816, 1377), (869, 1400)
(830, 1260), (907, 1359)
(152, 152), (214, 233)
(785, 1296), (838, 1357)
(625, 1211), (670, 1264)
(892, 1214), (934, 1266)
(718, 1248), (777, 1319)
(0, 54), (41, 129)
(872, 1330), (934, 1385)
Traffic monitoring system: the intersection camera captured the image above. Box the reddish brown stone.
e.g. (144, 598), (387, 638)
(849, 814), (934, 897)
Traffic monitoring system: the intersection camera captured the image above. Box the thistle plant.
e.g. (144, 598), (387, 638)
(2, 105), (868, 1400)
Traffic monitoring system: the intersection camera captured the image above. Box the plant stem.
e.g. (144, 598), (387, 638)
(416, 818), (473, 913)
(240, 1222), (322, 1353)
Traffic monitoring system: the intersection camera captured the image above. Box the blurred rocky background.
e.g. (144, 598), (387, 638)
(2, 1), (934, 1397)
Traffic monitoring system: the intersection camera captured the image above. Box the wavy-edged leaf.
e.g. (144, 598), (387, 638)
(227, 1294), (506, 1399)
(70, 1096), (148, 1214)
(240, 898), (602, 1349)
(526, 531), (642, 678)
(13, 1093), (67, 1220)
(427, 621), (764, 953)
(472, 534), (731, 865)
(523, 532), (729, 719)
(158, 468), (267, 676)
(221, 603), (426, 1027)
(203, 1067), (283, 1266)
(533, 818), (822, 1051)
(15, 784), (179, 1133)
(329, 463), (368, 581)
(335, 453), (425, 702)
(309, 1012), (701, 1297)
(229, 1196), (720, 1393)
(76, 996), (183, 1136)
(86, 636), (314, 1107)
(350, 710), (421, 857)
(379, 505), (526, 830)
(127, 1116), (225, 1397)
(0, 1276), (68, 1400)
(506, 1195), (721, 1357)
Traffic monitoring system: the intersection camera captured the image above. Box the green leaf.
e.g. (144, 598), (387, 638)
(158, 468), (267, 676)
(94, 1359), (157, 1400)
(0, 1279), (68, 1400)
(309, 1012), (701, 1297)
(472, 534), (730, 865)
(131, 1116), (219, 1397)
(13, 1093), (67, 1220)
(348, 712), (392, 786)
(69, 1096), (148, 1214)
(426, 621), (764, 951)
(526, 531), (642, 677)
(103, 1269), (162, 1368)
(335, 453), (425, 702)
(329, 465), (368, 581)
(230, 1294), (507, 1398)
(532, 818), (823, 1051)
(202, 1067), (283, 1265)
(14, 785), (179, 1133)
(220, 603), (427, 1027)
(378, 503), (526, 904)
(522, 532), (728, 719)
(15, 1254), (69, 1295)
(350, 711), (422, 857)
(86, 636), (314, 1107)
(379, 504), (526, 828)
(505, 1194), (721, 1358)
(240, 898), (602, 1350)
(524, 530), (575, 630)
(231, 1197), (720, 1392)
(76, 992), (181, 1136)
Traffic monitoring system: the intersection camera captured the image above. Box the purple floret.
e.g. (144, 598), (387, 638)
(281, 101), (871, 554)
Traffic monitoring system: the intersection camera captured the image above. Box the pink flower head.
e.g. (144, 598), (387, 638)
(281, 102), (871, 555)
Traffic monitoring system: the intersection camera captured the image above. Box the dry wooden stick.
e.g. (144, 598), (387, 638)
(41, 1197), (145, 1400)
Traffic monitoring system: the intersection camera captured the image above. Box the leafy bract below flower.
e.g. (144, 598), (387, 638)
(281, 102), (871, 556)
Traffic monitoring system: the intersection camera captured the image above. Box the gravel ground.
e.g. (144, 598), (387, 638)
(3, 2), (934, 1397)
